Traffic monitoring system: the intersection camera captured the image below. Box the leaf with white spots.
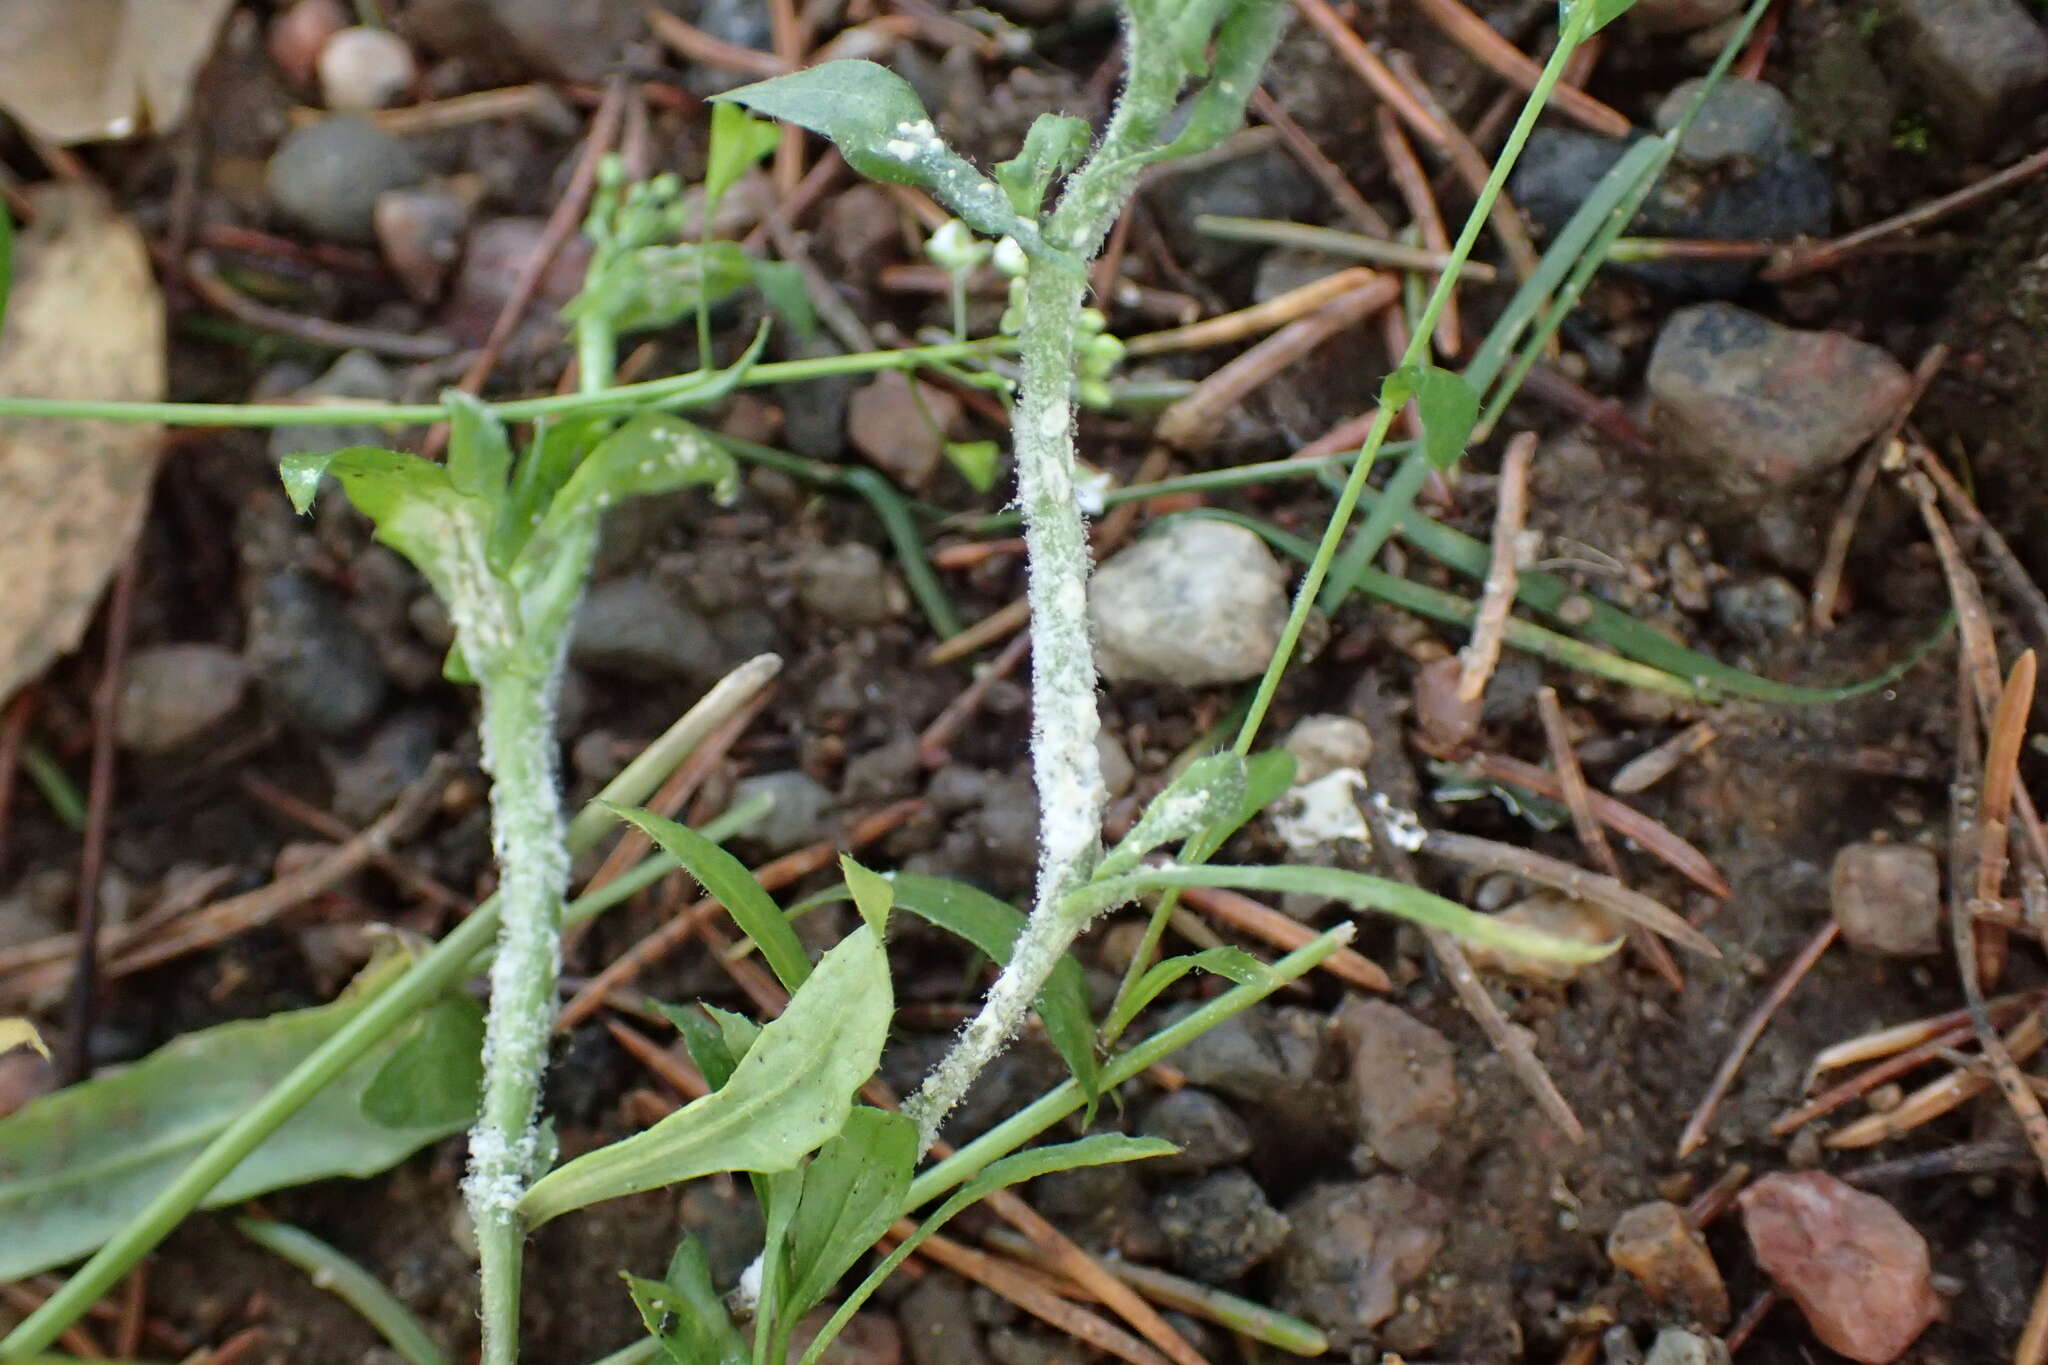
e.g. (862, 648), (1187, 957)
(719, 62), (1031, 243)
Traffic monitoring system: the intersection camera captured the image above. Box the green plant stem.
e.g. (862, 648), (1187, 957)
(904, 259), (1102, 1152)
(236, 1218), (450, 1365)
(908, 925), (1351, 1206)
(578, 319), (617, 394)
(467, 668), (571, 1365)
(902, 0), (1291, 1152)
(0, 340), (1011, 429)
(0, 663), (776, 1362)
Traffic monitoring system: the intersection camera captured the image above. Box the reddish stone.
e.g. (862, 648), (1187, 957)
(1738, 1171), (1939, 1363)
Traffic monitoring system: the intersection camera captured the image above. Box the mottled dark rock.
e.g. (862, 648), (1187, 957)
(247, 571), (387, 736)
(1273, 1177), (1445, 1344)
(1150, 1169), (1291, 1281)
(1647, 303), (1909, 498)
(1879, 0), (2048, 153)
(1137, 1089), (1254, 1174)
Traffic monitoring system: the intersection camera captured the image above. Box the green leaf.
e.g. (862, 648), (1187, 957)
(237, 1217), (452, 1365)
(706, 102), (782, 224)
(568, 239), (758, 337)
(1213, 749), (1296, 849)
(840, 854), (894, 935)
(0, 959), (473, 1280)
(1101, 947), (1261, 1041)
(276, 447), (504, 661)
(1096, 752), (1247, 880)
(705, 1004), (762, 1063)
(795, 1135), (1174, 1365)
(518, 924), (892, 1226)
(755, 1163), (807, 1359)
(784, 1108), (917, 1319)
(608, 804), (812, 992)
(661, 1003), (740, 1092)
(628, 1250), (747, 1365)
(747, 259), (817, 344)
(942, 439), (1001, 494)
(811, 873), (1098, 1098)
(493, 410), (615, 570)
(444, 390), (512, 501)
(519, 414), (739, 597)
(994, 113), (1090, 216)
(720, 62), (1029, 243)
(359, 991), (485, 1130)
(1568, 0), (1640, 34)
(1149, 0), (1290, 163)
(1382, 365), (1478, 472)
(1077, 863), (1621, 964)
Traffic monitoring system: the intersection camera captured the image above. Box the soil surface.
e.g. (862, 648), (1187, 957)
(5, 2), (2048, 1364)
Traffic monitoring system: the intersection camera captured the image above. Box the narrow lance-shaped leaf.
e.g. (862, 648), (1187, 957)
(1074, 863), (1625, 965)
(277, 447), (509, 664)
(795, 1135), (1176, 1365)
(1148, 0), (1290, 164)
(660, 1003), (740, 1092)
(1095, 752), (1247, 881)
(608, 803), (812, 992)
(517, 924), (892, 1226)
(1101, 947), (1261, 1041)
(704, 101), (782, 223)
(840, 854), (894, 934)
(783, 1108), (918, 1319)
(754, 1164), (807, 1358)
(443, 390), (512, 501)
(627, 1239), (747, 1365)
(1211, 749), (1297, 850)
(1569, 0), (1641, 34)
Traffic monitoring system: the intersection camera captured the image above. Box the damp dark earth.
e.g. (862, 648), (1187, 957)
(3, 2), (2048, 1364)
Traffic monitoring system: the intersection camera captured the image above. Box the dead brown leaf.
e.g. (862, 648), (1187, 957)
(0, 182), (166, 700)
(0, 0), (236, 145)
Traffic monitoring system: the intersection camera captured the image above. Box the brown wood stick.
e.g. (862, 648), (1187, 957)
(1677, 920), (1837, 1158)
(1407, 0), (1631, 137)
(1458, 432), (1536, 703)
(1537, 688), (1684, 992)
(1156, 274), (1399, 449)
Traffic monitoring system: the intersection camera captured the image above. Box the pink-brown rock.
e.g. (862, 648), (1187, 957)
(1608, 1199), (1730, 1327)
(1335, 999), (1458, 1171)
(846, 372), (960, 492)
(268, 0), (348, 86)
(1738, 1171), (1939, 1363)
(1413, 654), (1481, 749)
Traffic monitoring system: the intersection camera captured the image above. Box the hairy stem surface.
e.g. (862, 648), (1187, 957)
(468, 664), (571, 1365)
(907, 262), (1102, 1148)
